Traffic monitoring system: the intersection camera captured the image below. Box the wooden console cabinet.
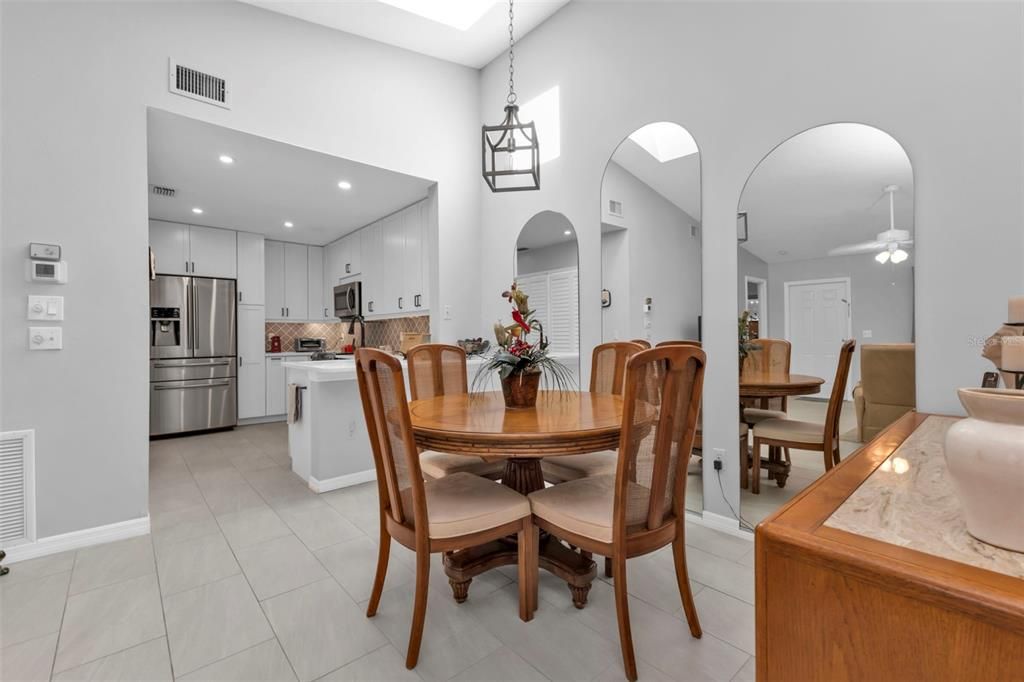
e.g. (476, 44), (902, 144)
(756, 412), (1024, 680)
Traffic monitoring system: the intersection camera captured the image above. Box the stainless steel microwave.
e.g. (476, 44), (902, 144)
(334, 281), (362, 319)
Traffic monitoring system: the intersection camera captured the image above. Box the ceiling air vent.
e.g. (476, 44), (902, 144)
(608, 199), (623, 218)
(168, 59), (230, 109)
(151, 185), (176, 198)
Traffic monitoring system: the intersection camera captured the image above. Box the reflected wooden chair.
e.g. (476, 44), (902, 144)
(356, 349), (538, 669)
(655, 339), (702, 348)
(528, 345), (706, 681)
(741, 338), (792, 426)
(629, 339), (652, 349)
(751, 340), (856, 493)
(406, 344), (505, 480)
(541, 341), (646, 484)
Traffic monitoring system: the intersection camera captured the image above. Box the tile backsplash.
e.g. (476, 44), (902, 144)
(265, 315), (430, 352)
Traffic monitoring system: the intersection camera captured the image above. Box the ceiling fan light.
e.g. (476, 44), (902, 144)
(875, 251), (891, 264)
(891, 249), (909, 264)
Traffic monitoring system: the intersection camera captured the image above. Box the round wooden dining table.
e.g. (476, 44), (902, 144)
(738, 370), (825, 488)
(408, 390), (626, 608)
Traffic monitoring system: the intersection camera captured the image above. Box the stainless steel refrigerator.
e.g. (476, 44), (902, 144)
(150, 275), (237, 436)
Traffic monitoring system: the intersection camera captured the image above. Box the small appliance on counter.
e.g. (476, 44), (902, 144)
(399, 332), (430, 356)
(295, 337), (326, 352)
(269, 334), (282, 353)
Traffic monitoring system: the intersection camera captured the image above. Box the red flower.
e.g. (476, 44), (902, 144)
(511, 309), (531, 334)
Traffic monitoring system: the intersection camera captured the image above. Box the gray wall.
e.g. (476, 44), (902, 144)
(478, 1), (1023, 521)
(601, 161), (702, 343)
(517, 241), (578, 275)
(1, 1), (481, 538)
(737, 247), (770, 317)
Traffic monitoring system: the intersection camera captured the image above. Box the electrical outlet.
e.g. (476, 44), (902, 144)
(713, 448), (726, 471)
(443, 304), (452, 320)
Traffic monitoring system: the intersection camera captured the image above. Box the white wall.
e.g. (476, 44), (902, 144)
(1, 1), (480, 538)
(518, 241), (578, 275)
(602, 161), (702, 343)
(737, 247), (770, 317)
(601, 229), (630, 341)
(479, 1), (1024, 522)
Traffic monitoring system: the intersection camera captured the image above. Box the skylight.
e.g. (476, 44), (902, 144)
(379, 0), (493, 31)
(629, 122), (698, 163)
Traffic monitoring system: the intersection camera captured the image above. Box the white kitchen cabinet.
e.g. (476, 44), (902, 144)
(403, 201), (429, 312)
(236, 232), (265, 305)
(188, 226), (237, 278)
(380, 212), (406, 315)
(266, 354), (309, 416)
(149, 220), (189, 276)
(341, 231), (361, 278)
(265, 240), (285, 318)
(418, 200), (432, 311)
(283, 243), (308, 320)
(238, 305), (266, 419)
(307, 246), (330, 320)
(361, 221), (383, 316)
(149, 221), (237, 278)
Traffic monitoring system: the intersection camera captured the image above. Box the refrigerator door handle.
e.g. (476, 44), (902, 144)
(154, 381), (232, 391)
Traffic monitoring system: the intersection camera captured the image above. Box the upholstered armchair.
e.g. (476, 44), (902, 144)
(853, 343), (916, 442)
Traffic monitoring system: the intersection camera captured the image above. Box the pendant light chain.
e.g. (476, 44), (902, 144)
(507, 0), (517, 105)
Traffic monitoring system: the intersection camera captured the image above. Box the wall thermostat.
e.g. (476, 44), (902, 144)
(29, 243), (61, 260)
(31, 260), (68, 283)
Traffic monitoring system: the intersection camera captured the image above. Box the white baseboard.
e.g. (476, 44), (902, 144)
(4, 516), (150, 564)
(238, 415), (285, 426)
(308, 469), (376, 494)
(687, 509), (754, 541)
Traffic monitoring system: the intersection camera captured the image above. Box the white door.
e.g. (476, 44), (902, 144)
(344, 231), (362, 278)
(265, 241), (285, 319)
(188, 225), (237, 278)
(307, 246), (326, 320)
(266, 356), (287, 416)
(417, 201), (432, 311)
(362, 221), (382, 315)
(380, 214), (405, 315)
(786, 278), (851, 397)
(238, 305), (266, 419)
(402, 205), (423, 313)
(149, 220), (189, 275)
(547, 268), (580, 356)
(236, 232), (265, 305)
(283, 242), (308, 320)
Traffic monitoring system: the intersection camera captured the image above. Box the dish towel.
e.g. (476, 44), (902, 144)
(287, 383), (302, 424)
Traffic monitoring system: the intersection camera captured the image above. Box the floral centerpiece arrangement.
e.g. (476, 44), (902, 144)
(738, 311), (759, 371)
(473, 282), (575, 408)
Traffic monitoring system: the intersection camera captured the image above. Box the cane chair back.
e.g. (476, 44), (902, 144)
(591, 342), (645, 396)
(407, 344), (468, 401)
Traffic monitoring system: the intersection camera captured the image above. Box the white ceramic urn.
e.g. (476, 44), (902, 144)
(944, 388), (1024, 552)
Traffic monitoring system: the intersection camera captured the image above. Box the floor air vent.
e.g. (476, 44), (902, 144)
(169, 59), (230, 109)
(0, 430), (34, 548)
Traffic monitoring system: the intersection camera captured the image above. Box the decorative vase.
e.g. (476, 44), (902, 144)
(500, 369), (541, 409)
(944, 388), (1024, 552)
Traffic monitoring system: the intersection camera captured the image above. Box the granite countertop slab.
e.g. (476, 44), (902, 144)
(825, 415), (1024, 579)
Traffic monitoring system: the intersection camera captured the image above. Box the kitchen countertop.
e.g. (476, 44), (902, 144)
(284, 352), (580, 384)
(825, 414), (1024, 579)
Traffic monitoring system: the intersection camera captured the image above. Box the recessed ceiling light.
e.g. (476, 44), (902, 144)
(192, 207), (203, 214)
(284, 221), (294, 228)
(563, 230), (572, 236)
(777, 250), (788, 256)
(337, 180), (352, 190)
(218, 155), (234, 164)
(379, 0), (492, 31)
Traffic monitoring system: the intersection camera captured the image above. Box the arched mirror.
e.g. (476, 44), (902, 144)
(737, 123), (914, 528)
(514, 211), (581, 384)
(600, 122), (702, 512)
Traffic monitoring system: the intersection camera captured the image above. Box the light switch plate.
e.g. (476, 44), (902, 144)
(29, 327), (62, 350)
(862, 329), (873, 339)
(27, 295), (64, 321)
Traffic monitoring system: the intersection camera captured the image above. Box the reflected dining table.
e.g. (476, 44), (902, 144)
(408, 390), (627, 608)
(739, 369), (825, 487)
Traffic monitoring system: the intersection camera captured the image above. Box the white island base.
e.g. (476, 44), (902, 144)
(283, 354), (579, 493)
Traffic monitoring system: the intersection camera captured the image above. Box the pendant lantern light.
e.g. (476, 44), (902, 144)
(482, 0), (540, 192)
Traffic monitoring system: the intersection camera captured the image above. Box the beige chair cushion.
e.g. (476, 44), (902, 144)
(541, 451), (618, 483)
(419, 450), (505, 480)
(742, 408), (788, 425)
(403, 472), (529, 539)
(753, 418), (824, 444)
(528, 475), (651, 543)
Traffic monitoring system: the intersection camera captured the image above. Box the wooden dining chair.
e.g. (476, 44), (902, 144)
(629, 339), (652, 349)
(356, 349), (538, 669)
(406, 344), (505, 481)
(528, 345), (706, 681)
(541, 341), (646, 484)
(741, 338), (792, 426)
(750, 339), (856, 493)
(655, 339), (702, 348)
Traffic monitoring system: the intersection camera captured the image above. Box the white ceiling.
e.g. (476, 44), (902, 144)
(610, 136), (701, 221)
(738, 123), (913, 264)
(238, 0), (570, 68)
(147, 109), (433, 246)
(517, 210), (576, 250)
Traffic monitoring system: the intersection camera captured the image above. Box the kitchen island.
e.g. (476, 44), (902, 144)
(283, 353), (579, 492)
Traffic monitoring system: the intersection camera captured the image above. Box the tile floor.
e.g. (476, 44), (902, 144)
(1, 422), (756, 682)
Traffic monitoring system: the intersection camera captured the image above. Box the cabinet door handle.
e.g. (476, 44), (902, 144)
(414, 294), (421, 307)
(185, 261), (189, 273)
(345, 263), (351, 274)
(239, 291), (243, 303)
(191, 261), (196, 273)
(368, 301), (374, 313)
(324, 307), (328, 318)
(286, 307), (289, 317)
(398, 297), (403, 309)
(281, 307), (285, 317)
